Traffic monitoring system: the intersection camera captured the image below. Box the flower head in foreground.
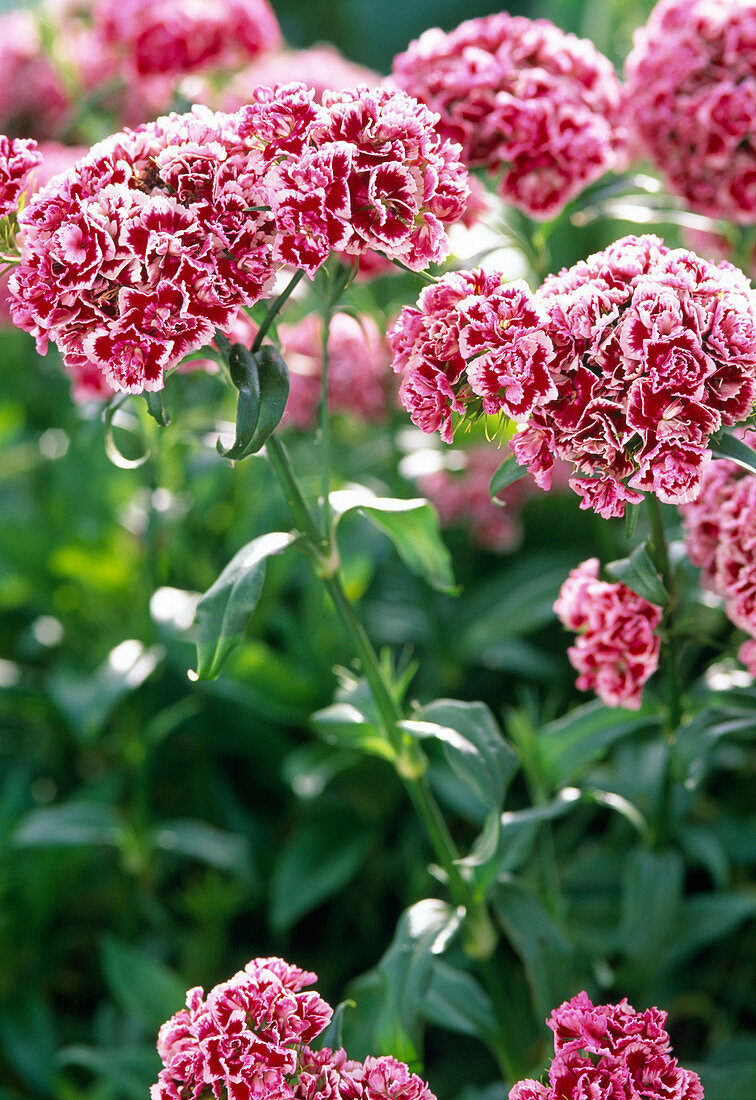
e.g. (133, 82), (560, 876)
(0, 135), (42, 218)
(519, 235), (756, 517)
(625, 0), (756, 223)
(92, 0), (281, 77)
(392, 13), (627, 218)
(510, 992), (703, 1100)
(681, 433), (756, 672)
(152, 956), (437, 1100)
(9, 85), (468, 394)
(279, 311), (392, 430)
(554, 559), (662, 708)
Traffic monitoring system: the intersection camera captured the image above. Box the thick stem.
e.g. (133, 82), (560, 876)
(251, 269), (305, 353)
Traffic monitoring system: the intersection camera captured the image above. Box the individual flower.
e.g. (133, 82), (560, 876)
(391, 13), (628, 218)
(624, 0), (756, 223)
(152, 956), (438, 1100)
(92, 0), (281, 78)
(388, 269), (552, 443)
(279, 311), (392, 429)
(0, 9), (71, 141)
(509, 993), (703, 1100)
(554, 559), (662, 708)
(0, 135), (42, 218)
(516, 234), (756, 516)
(681, 432), (756, 670)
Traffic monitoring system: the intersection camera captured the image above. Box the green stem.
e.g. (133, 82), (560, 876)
(251, 269), (305, 353)
(646, 496), (682, 849)
(320, 303), (333, 543)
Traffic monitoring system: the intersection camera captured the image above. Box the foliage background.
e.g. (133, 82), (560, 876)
(1, 1), (755, 1099)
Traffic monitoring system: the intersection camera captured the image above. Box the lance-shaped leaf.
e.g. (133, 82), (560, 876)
(330, 486), (456, 593)
(489, 453), (528, 497)
(195, 531), (296, 679)
(218, 343), (289, 460)
(607, 542), (667, 606)
(710, 430), (756, 475)
(143, 388), (170, 426)
(402, 699), (518, 816)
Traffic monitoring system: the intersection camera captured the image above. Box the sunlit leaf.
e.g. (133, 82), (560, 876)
(607, 542), (667, 606)
(489, 454), (527, 497)
(195, 531), (296, 680)
(710, 431), (756, 474)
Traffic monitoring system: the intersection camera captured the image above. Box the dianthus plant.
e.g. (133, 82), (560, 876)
(4, 4), (756, 1090)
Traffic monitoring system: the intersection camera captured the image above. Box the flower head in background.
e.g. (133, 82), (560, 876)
(0, 10), (70, 141)
(392, 13), (627, 218)
(152, 956), (437, 1100)
(554, 559), (662, 708)
(279, 311), (392, 429)
(681, 432), (756, 673)
(625, 0), (756, 223)
(511, 992), (703, 1100)
(92, 0), (281, 78)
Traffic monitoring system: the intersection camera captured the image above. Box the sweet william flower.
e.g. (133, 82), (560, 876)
(625, 0), (756, 223)
(392, 13), (628, 218)
(554, 559), (662, 709)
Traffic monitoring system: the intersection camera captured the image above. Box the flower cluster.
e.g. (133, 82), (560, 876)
(152, 955), (437, 1100)
(262, 85), (469, 275)
(681, 436), (756, 673)
(389, 269), (553, 444)
(625, 0), (756, 223)
(520, 234), (756, 516)
(216, 45), (381, 111)
(9, 85), (468, 394)
(0, 9), (70, 140)
(279, 311), (392, 430)
(92, 0), (281, 78)
(391, 13), (627, 218)
(510, 991), (703, 1100)
(0, 135), (41, 218)
(554, 559), (662, 708)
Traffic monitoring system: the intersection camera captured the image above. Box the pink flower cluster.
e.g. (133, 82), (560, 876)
(0, 135), (42, 218)
(279, 312), (392, 430)
(0, 10), (70, 140)
(625, 0), (756, 223)
(9, 85), (468, 394)
(152, 955), (437, 1100)
(389, 269), (553, 444)
(391, 13), (627, 218)
(217, 46), (381, 111)
(554, 559), (662, 708)
(517, 234), (756, 517)
(510, 992), (703, 1100)
(681, 436), (756, 673)
(92, 0), (281, 78)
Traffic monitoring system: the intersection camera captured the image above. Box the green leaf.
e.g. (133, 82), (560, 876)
(537, 700), (659, 788)
(489, 454), (528, 497)
(663, 892), (756, 971)
(403, 699), (518, 814)
(330, 487), (456, 593)
(624, 501), (641, 539)
(99, 937), (186, 1029)
(217, 344), (289, 460)
(710, 430), (756, 474)
(372, 899), (461, 1067)
(143, 388), (170, 426)
(310, 701), (397, 763)
(422, 961), (497, 1040)
(195, 531), (296, 679)
(491, 878), (575, 1019)
(606, 542), (667, 606)
(57, 1045), (160, 1100)
(312, 1000), (355, 1052)
(619, 848), (684, 965)
(153, 819), (253, 884)
(269, 814), (374, 932)
(13, 802), (121, 848)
